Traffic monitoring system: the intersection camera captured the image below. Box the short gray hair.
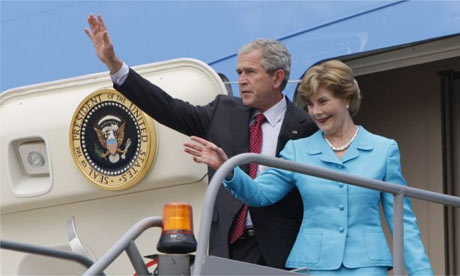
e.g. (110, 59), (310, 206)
(238, 39), (291, 91)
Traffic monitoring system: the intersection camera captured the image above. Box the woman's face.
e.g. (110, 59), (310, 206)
(306, 86), (350, 136)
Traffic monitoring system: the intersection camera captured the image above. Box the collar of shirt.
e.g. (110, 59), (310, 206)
(250, 96), (287, 127)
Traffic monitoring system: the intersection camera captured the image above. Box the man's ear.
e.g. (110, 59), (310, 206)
(273, 69), (285, 90)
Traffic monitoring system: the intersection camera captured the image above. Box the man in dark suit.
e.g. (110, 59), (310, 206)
(85, 13), (317, 269)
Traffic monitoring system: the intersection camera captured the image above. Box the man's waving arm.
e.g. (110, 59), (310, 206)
(84, 14), (123, 74)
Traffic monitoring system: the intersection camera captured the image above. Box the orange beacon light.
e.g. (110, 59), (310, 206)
(157, 202), (197, 254)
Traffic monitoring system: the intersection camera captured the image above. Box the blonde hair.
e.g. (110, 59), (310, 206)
(298, 60), (361, 117)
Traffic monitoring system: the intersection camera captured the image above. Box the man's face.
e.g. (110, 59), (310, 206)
(236, 50), (283, 112)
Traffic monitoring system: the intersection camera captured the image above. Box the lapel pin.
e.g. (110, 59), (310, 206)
(292, 130), (298, 134)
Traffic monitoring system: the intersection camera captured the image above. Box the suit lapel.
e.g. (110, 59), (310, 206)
(342, 146), (359, 163)
(341, 127), (373, 163)
(308, 131), (343, 165)
(277, 98), (306, 155)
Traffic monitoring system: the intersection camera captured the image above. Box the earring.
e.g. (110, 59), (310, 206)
(346, 105), (349, 109)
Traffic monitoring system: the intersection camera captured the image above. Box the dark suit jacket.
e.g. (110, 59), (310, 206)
(114, 68), (318, 269)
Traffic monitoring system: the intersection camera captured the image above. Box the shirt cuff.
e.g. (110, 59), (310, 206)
(110, 62), (129, 86)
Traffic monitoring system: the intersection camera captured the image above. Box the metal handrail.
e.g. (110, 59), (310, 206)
(82, 216), (162, 276)
(1, 216), (162, 276)
(192, 153), (460, 276)
(0, 239), (98, 271)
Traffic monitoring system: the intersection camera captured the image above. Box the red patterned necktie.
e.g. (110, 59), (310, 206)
(229, 113), (266, 244)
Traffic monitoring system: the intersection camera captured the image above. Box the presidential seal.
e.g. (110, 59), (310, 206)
(70, 89), (156, 190)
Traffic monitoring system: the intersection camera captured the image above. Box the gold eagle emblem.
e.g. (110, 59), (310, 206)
(93, 117), (131, 163)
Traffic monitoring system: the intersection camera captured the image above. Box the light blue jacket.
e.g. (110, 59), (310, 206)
(224, 127), (433, 275)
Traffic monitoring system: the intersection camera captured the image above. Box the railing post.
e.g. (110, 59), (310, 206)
(393, 192), (404, 275)
(126, 241), (150, 276)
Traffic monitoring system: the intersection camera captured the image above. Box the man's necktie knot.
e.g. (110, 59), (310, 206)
(253, 113), (266, 127)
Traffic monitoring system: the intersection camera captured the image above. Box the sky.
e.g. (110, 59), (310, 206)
(2, 1), (460, 96)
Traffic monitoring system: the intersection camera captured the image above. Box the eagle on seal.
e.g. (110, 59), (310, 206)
(94, 121), (129, 163)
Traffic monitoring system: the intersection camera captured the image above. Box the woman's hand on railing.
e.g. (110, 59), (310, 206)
(184, 136), (228, 170)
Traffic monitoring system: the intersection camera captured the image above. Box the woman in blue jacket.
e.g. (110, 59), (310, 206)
(184, 60), (433, 275)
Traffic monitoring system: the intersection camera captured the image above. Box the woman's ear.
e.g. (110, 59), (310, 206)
(346, 95), (353, 107)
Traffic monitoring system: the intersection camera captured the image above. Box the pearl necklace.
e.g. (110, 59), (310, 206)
(324, 126), (360, 152)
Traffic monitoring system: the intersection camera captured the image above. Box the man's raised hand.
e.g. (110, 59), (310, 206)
(84, 14), (122, 73)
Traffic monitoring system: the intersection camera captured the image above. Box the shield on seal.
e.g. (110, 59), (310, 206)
(107, 138), (118, 155)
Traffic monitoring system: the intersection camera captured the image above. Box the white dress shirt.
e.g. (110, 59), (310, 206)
(246, 97), (287, 227)
(251, 97), (286, 175)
